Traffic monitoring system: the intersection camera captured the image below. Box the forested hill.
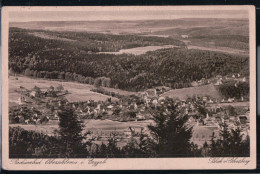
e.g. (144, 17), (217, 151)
(9, 27), (184, 53)
(9, 28), (249, 91)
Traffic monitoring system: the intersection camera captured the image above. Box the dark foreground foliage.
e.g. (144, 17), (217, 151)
(202, 123), (250, 157)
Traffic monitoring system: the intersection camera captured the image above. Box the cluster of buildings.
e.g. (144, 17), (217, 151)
(71, 97), (150, 121)
(191, 74), (248, 87)
(10, 85), (68, 124)
(10, 83), (250, 148)
(136, 87), (250, 147)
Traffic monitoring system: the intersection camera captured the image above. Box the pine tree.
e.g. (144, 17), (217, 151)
(208, 132), (219, 156)
(58, 105), (87, 157)
(121, 127), (150, 157)
(208, 124), (250, 157)
(219, 122), (230, 155)
(229, 127), (244, 155)
(138, 128), (151, 156)
(148, 98), (193, 157)
(97, 143), (108, 158)
(122, 136), (139, 157)
(106, 132), (122, 158)
(202, 141), (209, 156)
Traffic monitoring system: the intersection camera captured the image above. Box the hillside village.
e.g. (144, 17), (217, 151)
(9, 73), (250, 147)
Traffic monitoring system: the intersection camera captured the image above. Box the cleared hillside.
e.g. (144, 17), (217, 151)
(161, 84), (222, 100)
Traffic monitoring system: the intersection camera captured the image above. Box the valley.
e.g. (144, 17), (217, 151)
(8, 17), (251, 158)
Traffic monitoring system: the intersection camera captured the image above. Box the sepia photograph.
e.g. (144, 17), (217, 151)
(2, 6), (256, 170)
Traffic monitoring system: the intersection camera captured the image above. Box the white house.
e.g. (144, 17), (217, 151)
(107, 105), (113, 110)
(152, 99), (158, 106)
(228, 98), (235, 103)
(158, 96), (165, 101)
(53, 113), (59, 120)
(134, 103), (138, 110)
(96, 104), (101, 111)
(24, 119), (29, 124)
(136, 113), (145, 121)
(216, 75), (222, 79)
(191, 81), (199, 87)
(18, 96), (25, 105)
(30, 91), (37, 97)
(208, 99), (214, 104)
(206, 113), (210, 120)
(203, 96), (208, 102)
(215, 79), (223, 86)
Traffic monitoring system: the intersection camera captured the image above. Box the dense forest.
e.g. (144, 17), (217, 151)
(9, 27), (184, 53)
(9, 28), (249, 91)
(218, 81), (249, 100)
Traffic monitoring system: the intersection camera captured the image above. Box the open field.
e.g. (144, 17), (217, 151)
(9, 119), (153, 135)
(9, 119), (223, 147)
(187, 45), (248, 56)
(161, 84), (222, 100)
(9, 119), (154, 147)
(98, 45), (179, 55)
(102, 86), (138, 96)
(9, 76), (119, 103)
(208, 102), (249, 108)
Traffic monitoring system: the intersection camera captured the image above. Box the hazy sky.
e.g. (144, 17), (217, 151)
(9, 9), (248, 22)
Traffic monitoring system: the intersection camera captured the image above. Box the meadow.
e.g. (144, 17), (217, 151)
(9, 76), (118, 103)
(10, 119), (154, 147)
(161, 84), (222, 100)
(98, 45), (178, 55)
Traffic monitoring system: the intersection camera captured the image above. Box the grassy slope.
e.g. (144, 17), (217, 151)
(161, 84), (222, 100)
(9, 75), (119, 102)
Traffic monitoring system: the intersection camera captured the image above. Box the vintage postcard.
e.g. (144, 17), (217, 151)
(2, 6), (256, 170)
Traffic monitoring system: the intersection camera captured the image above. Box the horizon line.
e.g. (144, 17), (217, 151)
(9, 17), (249, 23)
